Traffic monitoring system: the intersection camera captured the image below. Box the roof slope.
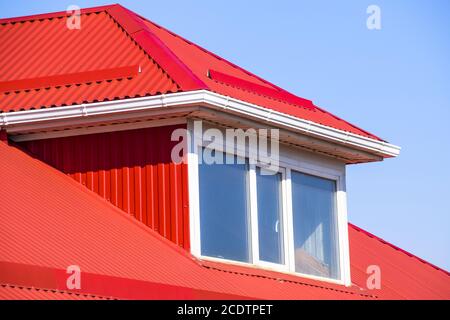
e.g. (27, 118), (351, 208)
(0, 7), (179, 112)
(0, 140), (448, 299)
(0, 4), (381, 141)
(0, 140), (373, 300)
(348, 224), (450, 299)
(0, 284), (111, 300)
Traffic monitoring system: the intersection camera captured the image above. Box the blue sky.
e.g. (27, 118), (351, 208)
(1, 0), (449, 270)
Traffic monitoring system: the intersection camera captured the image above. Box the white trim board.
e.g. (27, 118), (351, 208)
(1, 90), (400, 160)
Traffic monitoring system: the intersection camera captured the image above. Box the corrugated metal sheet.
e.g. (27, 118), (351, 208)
(348, 224), (450, 299)
(0, 10), (179, 112)
(1, 140), (449, 299)
(20, 124), (190, 249)
(0, 284), (110, 300)
(1, 140), (370, 299)
(0, 4), (382, 142)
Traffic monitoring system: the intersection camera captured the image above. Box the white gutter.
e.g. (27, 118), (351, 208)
(0, 90), (400, 158)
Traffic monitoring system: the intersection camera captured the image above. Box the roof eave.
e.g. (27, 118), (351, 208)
(0, 90), (400, 163)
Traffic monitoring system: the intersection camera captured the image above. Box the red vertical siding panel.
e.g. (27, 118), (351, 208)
(141, 166), (148, 225)
(170, 163), (179, 246)
(104, 133), (111, 202)
(86, 136), (93, 191)
(140, 139), (148, 226)
(80, 136), (87, 186)
(182, 162), (190, 249)
(122, 148), (130, 215)
(98, 134), (106, 199)
(134, 132), (143, 222)
(18, 124), (189, 249)
(110, 134), (117, 205)
(52, 139), (61, 170)
(147, 164), (158, 231)
(116, 133), (123, 211)
(92, 136), (99, 195)
(157, 163), (165, 238)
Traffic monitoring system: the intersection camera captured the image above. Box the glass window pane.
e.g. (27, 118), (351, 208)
(199, 150), (250, 262)
(256, 168), (284, 264)
(291, 171), (340, 279)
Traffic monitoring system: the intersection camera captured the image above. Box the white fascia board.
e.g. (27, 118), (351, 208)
(201, 92), (400, 158)
(0, 90), (400, 158)
(0, 91), (202, 126)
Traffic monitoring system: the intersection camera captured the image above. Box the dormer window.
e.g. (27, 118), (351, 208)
(189, 127), (350, 285)
(199, 152), (251, 262)
(291, 171), (340, 279)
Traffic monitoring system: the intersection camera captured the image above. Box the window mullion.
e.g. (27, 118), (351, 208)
(284, 167), (296, 272)
(248, 164), (259, 264)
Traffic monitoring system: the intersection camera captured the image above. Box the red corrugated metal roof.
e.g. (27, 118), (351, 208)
(0, 140), (448, 299)
(0, 9), (179, 112)
(348, 224), (450, 299)
(0, 284), (111, 300)
(0, 4), (382, 141)
(0, 141), (371, 299)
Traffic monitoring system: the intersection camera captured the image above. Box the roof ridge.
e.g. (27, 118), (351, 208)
(0, 4), (205, 90)
(137, 13), (287, 92)
(349, 223), (450, 276)
(105, 5), (208, 91)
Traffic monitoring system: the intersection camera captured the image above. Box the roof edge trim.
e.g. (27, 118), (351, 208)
(1, 90), (400, 159)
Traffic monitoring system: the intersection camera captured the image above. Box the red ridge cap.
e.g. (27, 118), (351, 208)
(106, 5), (208, 91)
(0, 65), (139, 93)
(349, 223), (450, 276)
(137, 14), (301, 95)
(209, 69), (316, 110)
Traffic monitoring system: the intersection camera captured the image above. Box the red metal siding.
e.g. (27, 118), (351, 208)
(20, 124), (190, 249)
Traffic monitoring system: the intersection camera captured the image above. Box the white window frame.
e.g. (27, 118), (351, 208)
(250, 164), (290, 271)
(187, 120), (351, 286)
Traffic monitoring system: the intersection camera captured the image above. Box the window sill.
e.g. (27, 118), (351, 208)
(197, 255), (349, 287)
